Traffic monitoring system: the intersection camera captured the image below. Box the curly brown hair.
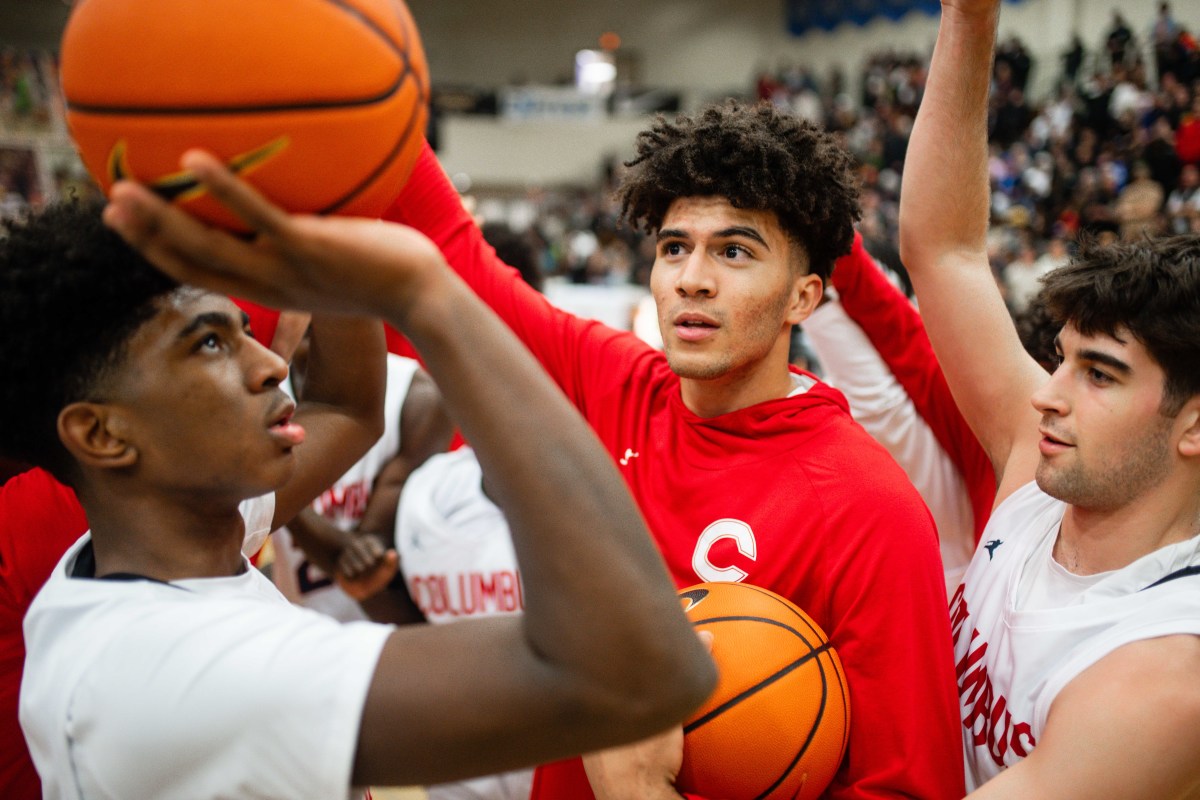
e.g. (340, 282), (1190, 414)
(1040, 234), (1200, 416)
(616, 100), (861, 280)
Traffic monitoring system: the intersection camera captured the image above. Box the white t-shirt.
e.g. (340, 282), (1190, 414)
(20, 495), (393, 800)
(273, 354), (419, 621)
(951, 482), (1200, 790)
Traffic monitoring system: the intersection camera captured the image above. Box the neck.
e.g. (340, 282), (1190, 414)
(78, 483), (250, 581)
(1056, 477), (1200, 575)
(678, 337), (797, 418)
(680, 364), (797, 419)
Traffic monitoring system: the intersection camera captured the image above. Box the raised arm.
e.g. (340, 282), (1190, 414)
(103, 151), (716, 788)
(831, 233), (995, 541)
(271, 313), (387, 529)
(898, 0), (1044, 504)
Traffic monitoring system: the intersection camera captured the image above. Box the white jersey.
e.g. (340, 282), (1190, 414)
(20, 495), (393, 800)
(395, 447), (532, 800)
(395, 447), (524, 624)
(951, 481), (1200, 790)
(273, 354), (419, 621)
(806, 297), (975, 592)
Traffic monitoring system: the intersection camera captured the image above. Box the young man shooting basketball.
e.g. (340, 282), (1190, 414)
(4, 159), (715, 798)
(902, 1), (1200, 796)
(385, 103), (965, 798)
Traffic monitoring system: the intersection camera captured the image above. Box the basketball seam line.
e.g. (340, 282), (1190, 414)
(682, 641), (834, 735)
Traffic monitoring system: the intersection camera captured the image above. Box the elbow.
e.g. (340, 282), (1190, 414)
(597, 636), (718, 740)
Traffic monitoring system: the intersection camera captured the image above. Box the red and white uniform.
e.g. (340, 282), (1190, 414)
(951, 482), (1200, 790)
(0, 470), (88, 800)
(396, 447), (524, 624)
(395, 446), (533, 800)
(272, 354), (418, 622)
(385, 143), (966, 800)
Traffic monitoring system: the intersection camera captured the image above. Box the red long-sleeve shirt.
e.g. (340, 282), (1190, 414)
(831, 234), (996, 543)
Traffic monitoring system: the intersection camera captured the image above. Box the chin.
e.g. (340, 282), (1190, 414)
(665, 350), (728, 381)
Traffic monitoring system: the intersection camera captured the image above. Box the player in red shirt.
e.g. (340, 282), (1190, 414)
(385, 102), (964, 799)
(0, 469), (88, 800)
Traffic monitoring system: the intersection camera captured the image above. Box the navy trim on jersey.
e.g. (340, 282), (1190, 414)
(1141, 565), (1200, 591)
(69, 540), (183, 588)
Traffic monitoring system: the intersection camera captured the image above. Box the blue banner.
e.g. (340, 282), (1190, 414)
(787, 0), (1020, 35)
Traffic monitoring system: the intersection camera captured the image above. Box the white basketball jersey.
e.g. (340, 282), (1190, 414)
(952, 481), (1200, 790)
(395, 447), (524, 624)
(273, 354), (418, 621)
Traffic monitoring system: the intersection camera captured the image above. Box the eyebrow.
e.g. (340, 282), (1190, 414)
(1054, 335), (1133, 375)
(179, 310), (241, 340)
(656, 226), (771, 250)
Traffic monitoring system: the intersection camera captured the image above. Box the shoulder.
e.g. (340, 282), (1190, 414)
(1035, 635), (1200, 797)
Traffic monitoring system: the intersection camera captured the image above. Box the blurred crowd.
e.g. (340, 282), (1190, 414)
(5, 4), (1199, 323)
(475, 2), (1199, 326)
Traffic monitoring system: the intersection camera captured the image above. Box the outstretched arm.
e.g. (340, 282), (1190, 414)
(830, 233), (996, 541)
(103, 151), (716, 788)
(899, 0), (1044, 505)
(271, 313), (386, 530)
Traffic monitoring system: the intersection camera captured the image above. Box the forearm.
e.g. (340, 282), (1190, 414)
(899, 4), (998, 272)
(285, 507), (350, 575)
(275, 314), (387, 527)
(387, 268), (714, 730)
(300, 314), (386, 443)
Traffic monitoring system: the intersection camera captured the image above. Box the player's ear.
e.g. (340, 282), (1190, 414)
(787, 273), (823, 325)
(57, 402), (138, 470)
(1176, 396), (1200, 459)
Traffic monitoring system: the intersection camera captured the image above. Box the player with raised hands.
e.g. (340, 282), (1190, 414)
(901, 0), (1200, 796)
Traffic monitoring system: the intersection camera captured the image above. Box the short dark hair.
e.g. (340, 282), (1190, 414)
(0, 200), (178, 484)
(1040, 234), (1200, 415)
(616, 100), (861, 281)
(1012, 293), (1060, 374)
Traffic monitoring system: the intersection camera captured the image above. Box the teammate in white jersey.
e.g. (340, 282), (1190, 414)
(272, 352), (454, 621)
(3, 158), (715, 798)
(902, 1), (1200, 797)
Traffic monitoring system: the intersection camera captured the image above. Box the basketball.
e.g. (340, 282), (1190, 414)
(58, 0), (429, 231)
(677, 582), (849, 800)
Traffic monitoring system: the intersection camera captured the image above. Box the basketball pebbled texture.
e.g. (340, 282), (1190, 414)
(60, 0), (429, 230)
(677, 582), (850, 800)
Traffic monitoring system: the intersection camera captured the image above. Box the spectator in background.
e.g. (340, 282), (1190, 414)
(1177, 94), (1200, 165)
(1062, 34), (1086, 86)
(1105, 11), (1136, 69)
(1115, 159), (1166, 239)
(1166, 162), (1200, 232)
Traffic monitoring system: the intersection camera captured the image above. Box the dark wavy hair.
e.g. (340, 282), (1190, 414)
(0, 200), (178, 484)
(616, 100), (861, 280)
(1040, 234), (1200, 416)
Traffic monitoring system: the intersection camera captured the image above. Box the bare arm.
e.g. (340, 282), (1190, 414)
(103, 151), (717, 788)
(271, 313), (386, 529)
(968, 636), (1200, 799)
(357, 367), (455, 539)
(898, 0), (1045, 504)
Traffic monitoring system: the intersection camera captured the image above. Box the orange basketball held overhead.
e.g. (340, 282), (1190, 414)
(677, 582), (850, 800)
(59, 0), (429, 231)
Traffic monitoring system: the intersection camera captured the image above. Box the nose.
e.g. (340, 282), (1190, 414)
(1030, 366), (1068, 418)
(246, 335), (290, 390)
(676, 250), (716, 297)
